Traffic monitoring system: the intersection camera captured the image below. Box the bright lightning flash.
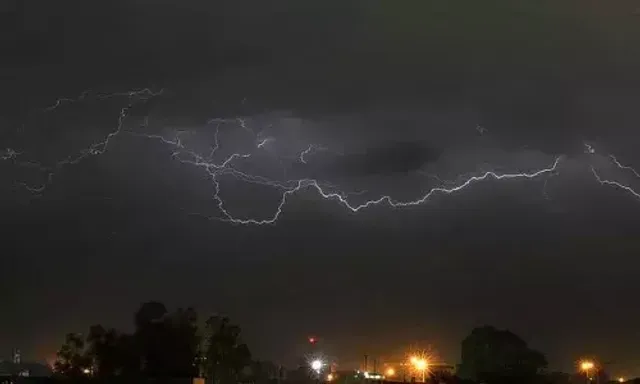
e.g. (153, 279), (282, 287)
(591, 166), (640, 200)
(585, 143), (640, 200)
(8, 88), (164, 193)
(299, 144), (328, 164)
(11, 87), (633, 226)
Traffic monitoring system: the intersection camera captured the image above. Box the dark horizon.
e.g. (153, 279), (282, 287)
(3, 0), (640, 379)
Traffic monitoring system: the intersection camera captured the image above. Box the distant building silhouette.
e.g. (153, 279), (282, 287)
(0, 349), (51, 380)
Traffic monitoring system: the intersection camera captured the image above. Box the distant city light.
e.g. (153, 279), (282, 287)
(580, 360), (595, 372)
(410, 355), (428, 371)
(327, 373), (334, 381)
(386, 367), (396, 377)
(308, 336), (317, 344)
(618, 378), (625, 383)
(409, 355), (429, 382)
(82, 368), (91, 375)
(364, 372), (383, 380)
(311, 359), (323, 372)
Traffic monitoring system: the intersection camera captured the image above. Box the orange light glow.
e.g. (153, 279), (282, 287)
(414, 358), (428, 371)
(386, 368), (396, 377)
(580, 360), (595, 371)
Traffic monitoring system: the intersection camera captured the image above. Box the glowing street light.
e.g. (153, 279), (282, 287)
(409, 355), (429, 382)
(618, 378), (625, 383)
(311, 359), (323, 373)
(386, 367), (396, 377)
(580, 361), (595, 372)
(414, 359), (428, 371)
(579, 360), (596, 382)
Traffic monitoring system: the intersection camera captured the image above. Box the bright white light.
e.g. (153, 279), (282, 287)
(311, 359), (323, 371)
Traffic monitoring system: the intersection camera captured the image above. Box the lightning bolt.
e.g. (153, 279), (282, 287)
(584, 143), (595, 154)
(299, 144), (328, 164)
(10, 88), (164, 193)
(120, 115), (563, 225)
(196, 157), (563, 225)
(590, 153), (640, 200)
(42, 89), (93, 112)
(257, 137), (274, 148)
(5, 87), (569, 226)
(591, 166), (640, 200)
(583, 143), (640, 199)
(41, 88), (164, 112)
(609, 155), (640, 179)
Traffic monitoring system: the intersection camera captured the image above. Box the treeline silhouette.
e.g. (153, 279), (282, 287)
(51, 301), (264, 384)
(34, 305), (633, 384)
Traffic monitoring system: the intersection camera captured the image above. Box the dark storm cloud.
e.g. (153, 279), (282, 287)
(8, 1), (640, 157)
(4, 0), (640, 378)
(305, 141), (440, 179)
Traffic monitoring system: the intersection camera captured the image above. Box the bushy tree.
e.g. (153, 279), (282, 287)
(134, 302), (200, 378)
(204, 315), (252, 384)
(457, 325), (547, 384)
(54, 303), (252, 382)
(250, 360), (280, 384)
(54, 333), (91, 378)
(86, 325), (121, 377)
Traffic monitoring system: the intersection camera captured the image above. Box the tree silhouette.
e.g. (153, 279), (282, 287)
(53, 303), (255, 381)
(114, 333), (142, 376)
(162, 307), (200, 378)
(546, 371), (571, 384)
(134, 302), (166, 376)
(250, 360), (280, 384)
(54, 333), (91, 378)
(457, 325), (547, 384)
(204, 315), (252, 384)
(133, 302), (200, 378)
(86, 325), (122, 378)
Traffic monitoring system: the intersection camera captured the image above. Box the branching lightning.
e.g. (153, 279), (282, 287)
(585, 143), (640, 199)
(609, 155), (640, 179)
(214, 156), (562, 225)
(299, 144), (328, 164)
(42, 90), (93, 112)
(8, 88), (164, 193)
(596, 155), (640, 199)
(257, 137), (274, 148)
(584, 143), (595, 154)
(591, 166), (640, 199)
(14, 87), (640, 226)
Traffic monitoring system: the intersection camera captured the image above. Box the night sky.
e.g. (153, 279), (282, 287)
(3, 0), (640, 377)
